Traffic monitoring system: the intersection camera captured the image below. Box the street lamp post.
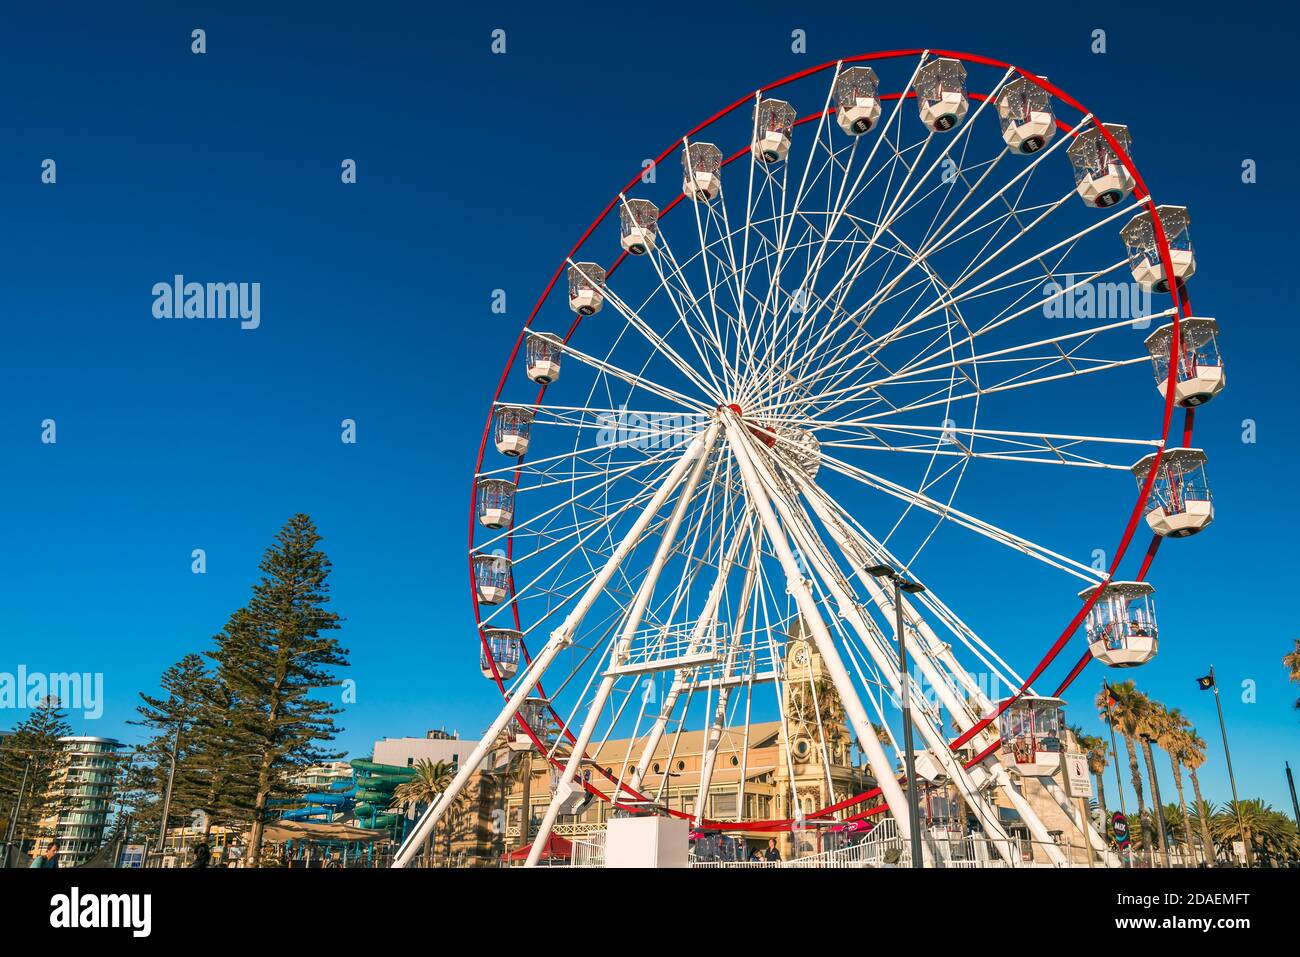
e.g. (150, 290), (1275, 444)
(866, 563), (926, 868)
(154, 725), (182, 856)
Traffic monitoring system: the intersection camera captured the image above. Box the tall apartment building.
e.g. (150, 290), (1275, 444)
(39, 736), (123, 867)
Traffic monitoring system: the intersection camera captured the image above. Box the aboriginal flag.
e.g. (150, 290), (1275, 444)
(1102, 683), (1119, 708)
(1196, 674), (1215, 691)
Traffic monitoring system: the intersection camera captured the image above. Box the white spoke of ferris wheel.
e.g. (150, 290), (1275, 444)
(723, 410), (916, 839)
(525, 420), (722, 866)
(882, 189), (1083, 336)
(474, 444), (684, 559)
(580, 489), (743, 786)
(816, 446), (1137, 472)
(538, 337), (712, 413)
(773, 58), (928, 339)
(814, 422), (1161, 450)
(798, 190), (1086, 401)
(799, 476), (1027, 695)
(748, 543), (805, 822)
(477, 485), (675, 634)
(867, 199), (1137, 365)
(752, 241), (953, 419)
(747, 433), (1018, 861)
(873, 109), (1086, 305)
(877, 66), (1014, 245)
(683, 138), (740, 396)
(762, 129), (930, 393)
(813, 422), (1161, 471)
(922, 110), (1091, 271)
(816, 446), (1104, 582)
(396, 426), (715, 868)
(766, 67), (890, 355)
(626, 506), (753, 793)
(815, 345), (1148, 434)
(634, 212), (738, 398)
(894, 286), (1171, 386)
(769, 70), (1013, 394)
(756, 231), (963, 420)
(740, 141), (794, 379)
(701, 174), (762, 371)
(777, 113), (1089, 396)
(475, 421), (704, 484)
(851, 354), (1152, 426)
(832, 313), (1172, 400)
(579, 257), (722, 403)
(574, 260), (724, 404)
(730, 92), (781, 383)
(743, 65), (842, 381)
(693, 520), (760, 819)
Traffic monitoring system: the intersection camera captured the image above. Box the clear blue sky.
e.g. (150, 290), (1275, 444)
(1, 3), (1296, 817)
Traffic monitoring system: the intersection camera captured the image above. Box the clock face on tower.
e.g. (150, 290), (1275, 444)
(791, 643), (810, 669)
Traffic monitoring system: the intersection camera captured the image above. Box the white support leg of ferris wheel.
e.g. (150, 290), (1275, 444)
(751, 456), (1020, 866)
(722, 412), (916, 844)
(796, 481), (1071, 867)
(625, 518), (751, 794)
(392, 426), (715, 869)
(524, 421), (722, 867)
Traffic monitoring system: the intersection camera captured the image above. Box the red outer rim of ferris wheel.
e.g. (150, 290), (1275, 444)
(465, 49), (1198, 830)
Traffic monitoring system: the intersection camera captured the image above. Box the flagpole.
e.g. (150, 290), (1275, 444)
(1102, 680), (1129, 867)
(1209, 665), (1252, 866)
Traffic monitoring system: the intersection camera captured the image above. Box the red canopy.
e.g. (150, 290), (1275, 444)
(503, 834), (573, 861)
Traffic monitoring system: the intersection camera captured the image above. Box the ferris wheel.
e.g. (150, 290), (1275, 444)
(395, 49), (1225, 868)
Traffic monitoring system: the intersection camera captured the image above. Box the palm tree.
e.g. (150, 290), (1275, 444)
(1135, 695), (1171, 865)
(1097, 681), (1151, 859)
(1181, 731), (1216, 862)
(390, 759), (455, 867)
(1160, 802), (1187, 848)
(1284, 640), (1300, 710)
(1212, 799), (1300, 865)
(1071, 725), (1109, 830)
(1156, 706), (1197, 865)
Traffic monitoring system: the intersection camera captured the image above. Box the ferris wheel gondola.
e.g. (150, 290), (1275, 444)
(1123, 205), (1196, 293)
(1144, 318), (1225, 407)
(1131, 448), (1214, 538)
(1079, 581), (1159, 668)
(524, 331), (565, 385)
(997, 697), (1065, 776)
(915, 57), (967, 131)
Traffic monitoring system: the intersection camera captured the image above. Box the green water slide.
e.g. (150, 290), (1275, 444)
(348, 759), (418, 831)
